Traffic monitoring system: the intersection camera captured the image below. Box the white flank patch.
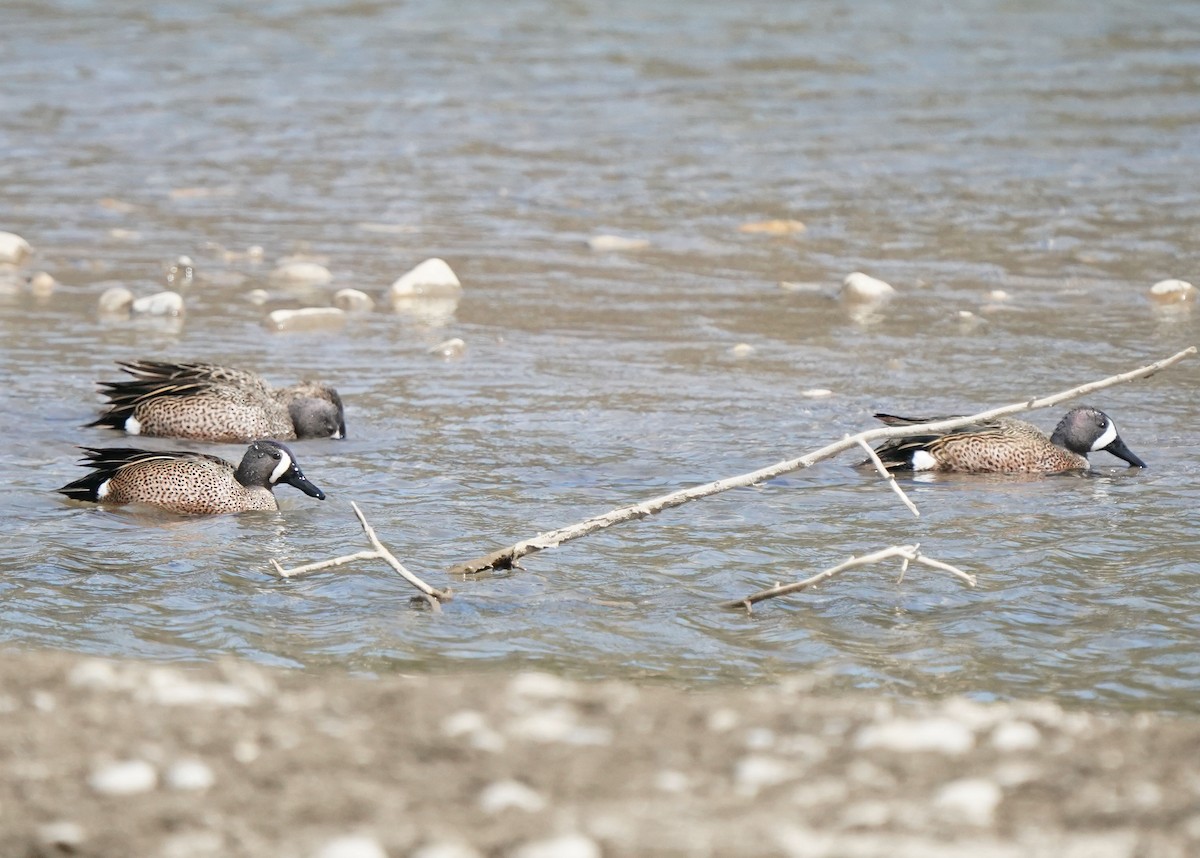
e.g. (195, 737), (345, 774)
(269, 450), (293, 484)
(97, 479), (111, 499)
(911, 450), (939, 471)
(125, 416), (142, 435)
(1091, 420), (1117, 452)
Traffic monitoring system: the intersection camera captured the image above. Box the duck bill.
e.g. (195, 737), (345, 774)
(1104, 436), (1147, 469)
(284, 468), (327, 499)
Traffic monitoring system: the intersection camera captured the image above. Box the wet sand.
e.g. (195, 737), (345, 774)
(1, 650), (1195, 857)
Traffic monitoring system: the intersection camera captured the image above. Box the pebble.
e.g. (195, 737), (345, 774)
(409, 842), (483, 858)
(933, 777), (1003, 826)
(728, 343), (755, 358)
(428, 337), (466, 358)
(479, 779), (547, 814)
(508, 672), (579, 701)
(800, 388), (833, 398)
(778, 280), (825, 293)
(263, 307), (347, 333)
(244, 288), (271, 305)
(734, 754), (793, 796)
(509, 834), (601, 858)
(389, 258), (462, 297)
(587, 234), (650, 251)
(333, 288), (375, 312)
(1148, 278), (1195, 303)
(854, 717), (975, 755)
(37, 821), (85, 850)
(738, 218), (806, 235)
(165, 759), (216, 791)
(270, 261), (333, 286)
(98, 286), (135, 314)
(29, 271), (56, 297)
(88, 759), (158, 796)
(0, 231), (32, 265)
(991, 720), (1041, 752)
(841, 272), (896, 302)
(312, 835), (389, 858)
(132, 291), (184, 317)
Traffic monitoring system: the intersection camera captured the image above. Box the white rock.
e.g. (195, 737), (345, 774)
(734, 754), (792, 796)
(29, 272), (56, 297)
(1148, 278), (1196, 303)
(654, 770), (690, 793)
(389, 258), (461, 297)
(88, 759), (158, 796)
(270, 261), (332, 286)
(728, 343), (755, 358)
(37, 821), (85, 849)
(510, 834), (601, 858)
(479, 779), (547, 814)
(245, 288), (271, 305)
(313, 835), (388, 858)
(854, 717), (974, 755)
(428, 337), (466, 358)
(132, 291), (184, 316)
(409, 842), (483, 858)
(508, 672), (578, 701)
(0, 231), (32, 265)
(333, 288), (375, 312)
(263, 307), (347, 333)
(991, 720), (1041, 752)
(800, 388), (833, 398)
(165, 759), (216, 792)
(842, 272), (896, 301)
(587, 234), (650, 251)
(98, 286), (134, 314)
(934, 777), (1003, 826)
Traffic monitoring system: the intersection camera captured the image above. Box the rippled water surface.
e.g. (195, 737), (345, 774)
(2, 0), (1199, 712)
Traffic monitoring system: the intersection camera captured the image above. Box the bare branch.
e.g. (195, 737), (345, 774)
(719, 544), (975, 612)
(853, 434), (919, 517)
(451, 347), (1195, 575)
(269, 503), (453, 609)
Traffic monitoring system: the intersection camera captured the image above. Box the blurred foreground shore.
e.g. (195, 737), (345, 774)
(1, 649), (1194, 858)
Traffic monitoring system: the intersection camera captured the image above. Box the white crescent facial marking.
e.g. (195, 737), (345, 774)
(911, 450), (939, 471)
(1091, 420), (1118, 452)
(125, 416), (142, 435)
(269, 450), (293, 484)
(97, 479), (111, 499)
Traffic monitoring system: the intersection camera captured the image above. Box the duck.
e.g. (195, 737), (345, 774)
(865, 406), (1147, 474)
(89, 360), (346, 443)
(58, 439), (326, 514)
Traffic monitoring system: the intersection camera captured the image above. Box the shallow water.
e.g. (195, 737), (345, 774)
(2, 0), (1198, 712)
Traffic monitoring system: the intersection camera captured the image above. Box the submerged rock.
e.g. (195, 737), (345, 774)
(738, 219), (806, 235)
(0, 231), (32, 266)
(270, 261), (333, 287)
(587, 234), (650, 251)
(132, 291), (184, 317)
(333, 288), (375, 312)
(428, 337), (466, 358)
(98, 286), (135, 315)
(1148, 278), (1196, 304)
(264, 306), (347, 333)
(841, 272), (896, 302)
(389, 258), (462, 298)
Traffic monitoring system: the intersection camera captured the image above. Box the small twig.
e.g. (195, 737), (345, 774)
(853, 434), (919, 517)
(451, 347), (1195, 575)
(270, 502), (453, 609)
(720, 544), (975, 612)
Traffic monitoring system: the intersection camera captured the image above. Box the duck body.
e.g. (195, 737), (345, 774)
(90, 360), (346, 443)
(58, 439), (326, 515)
(866, 407), (1146, 474)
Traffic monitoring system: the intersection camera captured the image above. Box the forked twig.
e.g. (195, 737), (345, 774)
(451, 347), (1195, 575)
(853, 434), (919, 517)
(720, 544), (975, 613)
(270, 502), (453, 610)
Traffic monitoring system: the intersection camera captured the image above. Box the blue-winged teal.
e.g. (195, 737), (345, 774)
(89, 360), (346, 443)
(59, 440), (326, 514)
(866, 406), (1147, 474)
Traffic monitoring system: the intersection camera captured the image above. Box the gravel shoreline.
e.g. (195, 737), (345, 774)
(1, 650), (1195, 857)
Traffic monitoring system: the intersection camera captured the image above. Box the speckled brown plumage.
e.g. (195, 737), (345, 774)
(866, 407), (1147, 474)
(89, 360), (346, 443)
(58, 440), (326, 515)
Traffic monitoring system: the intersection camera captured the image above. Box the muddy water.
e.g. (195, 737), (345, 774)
(2, 0), (1198, 712)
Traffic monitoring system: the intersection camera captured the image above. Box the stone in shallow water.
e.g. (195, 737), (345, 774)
(88, 759), (157, 795)
(264, 306), (347, 333)
(428, 337), (466, 358)
(1148, 278), (1195, 303)
(270, 261), (332, 286)
(841, 271), (895, 302)
(587, 234), (650, 251)
(165, 758), (215, 792)
(132, 291), (184, 316)
(333, 288), (375, 312)
(0, 231), (32, 265)
(313, 835), (389, 858)
(29, 271), (56, 297)
(389, 258), (462, 298)
(738, 218), (806, 235)
(728, 343), (755, 358)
